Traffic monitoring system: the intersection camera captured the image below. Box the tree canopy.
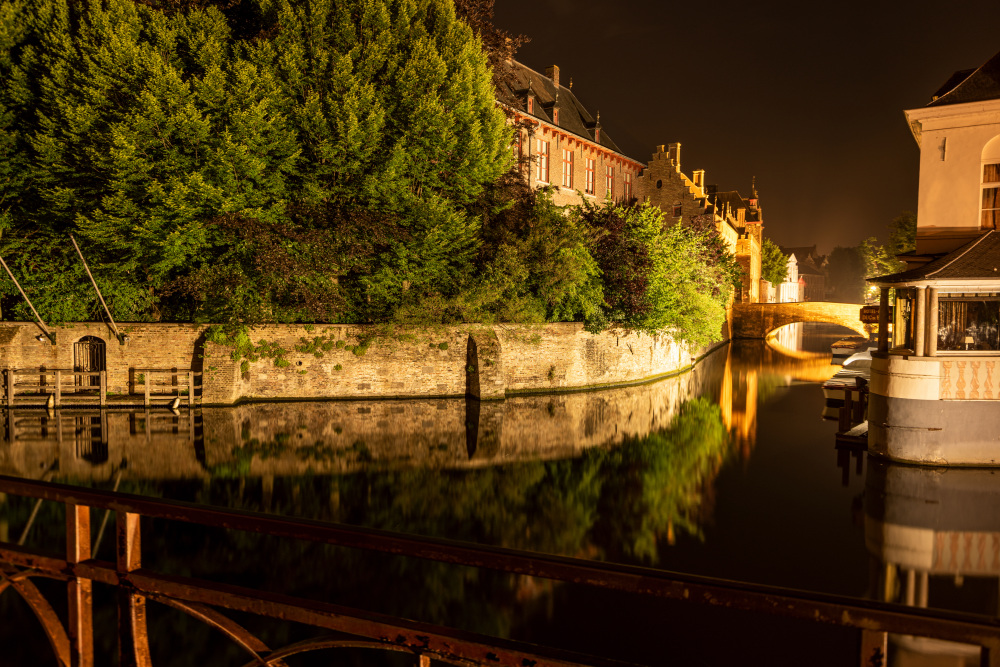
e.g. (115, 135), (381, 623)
(760, 238), (788, 286)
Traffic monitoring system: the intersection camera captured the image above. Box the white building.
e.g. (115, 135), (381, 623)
(869, 48), (1000, 466)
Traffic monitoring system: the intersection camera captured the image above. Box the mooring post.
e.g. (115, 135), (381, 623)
(840, 390), (853, 432)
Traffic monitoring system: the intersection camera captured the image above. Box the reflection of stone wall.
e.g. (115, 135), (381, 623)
(2, 347), (729, 483)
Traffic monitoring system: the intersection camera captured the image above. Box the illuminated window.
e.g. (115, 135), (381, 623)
(606, 165), (614, 198)
(983, 163), (1000, 230)
(585, 158), (595, 194)
(561, 148), (573, 188)
(623, 171), (632, 200)
(938, 297), (1000, 351)
(536, 139), (549, 183)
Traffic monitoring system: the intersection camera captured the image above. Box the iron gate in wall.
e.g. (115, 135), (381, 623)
(73, 337), (106, 388)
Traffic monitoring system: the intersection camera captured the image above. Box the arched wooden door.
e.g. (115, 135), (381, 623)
(73, 336), (106, 388)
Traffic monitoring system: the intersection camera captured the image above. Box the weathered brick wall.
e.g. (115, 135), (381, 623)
(0, 345), (729, 484)
(496, 323), (697, 393)
(1, 320), (727, 403)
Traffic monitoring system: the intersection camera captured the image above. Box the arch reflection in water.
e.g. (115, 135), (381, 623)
(866, 459), (1000, 665)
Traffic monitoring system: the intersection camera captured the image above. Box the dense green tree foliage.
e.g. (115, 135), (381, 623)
(888, 211), (917, 256)
(760, 237), (788, 286)
(584, 203), (740, 345)
(0, 0), (510, 324)
(1, 0), (738, 348)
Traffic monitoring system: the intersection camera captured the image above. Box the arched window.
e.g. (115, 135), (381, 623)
(980, 135), (1000, 230)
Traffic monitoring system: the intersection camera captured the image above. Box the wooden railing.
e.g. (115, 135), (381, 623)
(2, 368), (201, 408)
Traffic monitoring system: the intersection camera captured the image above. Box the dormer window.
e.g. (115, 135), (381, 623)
(983, 162), (1000, 229)
(527, 97), (534, 114)
(553, 108), (559, 125)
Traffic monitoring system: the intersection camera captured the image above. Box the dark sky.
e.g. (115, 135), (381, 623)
(492, 1), (1000, 253)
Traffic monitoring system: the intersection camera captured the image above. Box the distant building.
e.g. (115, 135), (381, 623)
(634, 144), (763, 303)
(868, 48), (1000, 466)
(777, 253), (801, 303)
(501, 63), (644, 207)
(779, 245), (826, 302)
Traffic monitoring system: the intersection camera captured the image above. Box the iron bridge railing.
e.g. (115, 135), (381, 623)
(0, 474), (998, 667)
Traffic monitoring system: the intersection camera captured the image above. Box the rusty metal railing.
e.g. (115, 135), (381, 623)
(1, 475), (998, 666)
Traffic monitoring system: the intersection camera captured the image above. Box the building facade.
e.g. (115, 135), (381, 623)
(869, 49), (1000, 466)
(503, 63), (644, 207)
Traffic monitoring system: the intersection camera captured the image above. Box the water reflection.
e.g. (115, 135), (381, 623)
(865, 460), (1000, 665)
(5, 330), (906, 666)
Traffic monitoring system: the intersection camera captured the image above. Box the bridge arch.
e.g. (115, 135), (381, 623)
(731, 302), (868, 339)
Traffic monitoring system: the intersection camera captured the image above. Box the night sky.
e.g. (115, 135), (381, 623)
(492, 0), (1000, 253)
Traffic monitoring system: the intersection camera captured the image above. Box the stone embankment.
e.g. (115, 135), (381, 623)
(0, 321), (725, 404)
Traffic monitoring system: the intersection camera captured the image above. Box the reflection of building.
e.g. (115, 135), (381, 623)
(865, 460), (1000, 665)
(869, 49), (1000, 465)
(503, 62), (645, 207)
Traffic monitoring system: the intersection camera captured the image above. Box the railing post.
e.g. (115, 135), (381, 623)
(143, 373), (150, 408)
(67, 503), (94, 667)
(116, 511), (151, 667)
(6, 368), (13, 408)
(55, 370), (62, 409)
(99, 371), (107, 407)
(188, 370), (195, 407)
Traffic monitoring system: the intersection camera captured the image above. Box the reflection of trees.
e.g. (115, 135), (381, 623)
(39, 397), (732, 657)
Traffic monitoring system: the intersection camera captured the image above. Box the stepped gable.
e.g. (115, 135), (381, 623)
(870, 230), (1000, 282)
(502, 61), (626, 154)
(927, 49), (1000, 107)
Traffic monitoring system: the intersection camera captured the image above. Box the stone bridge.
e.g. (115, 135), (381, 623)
(731, 302), (867, 339)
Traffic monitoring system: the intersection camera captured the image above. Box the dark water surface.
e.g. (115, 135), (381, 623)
(2, 324), (997, 666)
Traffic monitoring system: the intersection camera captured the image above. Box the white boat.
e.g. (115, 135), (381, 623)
(822, 349), (872, 403)
(831, 336), (871, 363)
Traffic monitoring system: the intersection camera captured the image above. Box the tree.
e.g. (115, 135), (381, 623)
(826, 246), (865, 303)
(888, 211), (917, 256)
(584, 202), (739, 345)
(0, 0), (511, 325)
(760, 238), (788, 286)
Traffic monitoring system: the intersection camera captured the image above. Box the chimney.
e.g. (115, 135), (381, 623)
(692, 169), (705, 189)
(545, 65), (560, 88)
(668, 142), (681, 167)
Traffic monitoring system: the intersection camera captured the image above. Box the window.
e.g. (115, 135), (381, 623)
(982, 163), (1000, 230)
(527, 97), (534, 114)
(536, 139), (549, 183)
(938, 297), (1000, 351)
(623, 171), (632, 200)
(606, 165), (614, 198)
(585, 158), (595, 194)
(561, 148), (573, 188)
(893, 288), (915, 350)
(672, 202), (682, 217)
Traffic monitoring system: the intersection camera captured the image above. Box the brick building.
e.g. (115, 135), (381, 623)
(501, 62), (644, 207)
(634, 143), (763, 303)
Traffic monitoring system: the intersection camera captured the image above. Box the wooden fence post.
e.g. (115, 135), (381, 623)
(99, 371), (107, 407)
(143, 373), (150, 408)
(54, 370), (61, 408)
(6, 369), (13, 408)
(188, 371), (195, 407)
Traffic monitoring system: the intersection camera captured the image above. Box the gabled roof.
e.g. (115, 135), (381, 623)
(870, 230), (1000, 283)
(500, 61), (630, 156)
(927, 49), (1000, 107)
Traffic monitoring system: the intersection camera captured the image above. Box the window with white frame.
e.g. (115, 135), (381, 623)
(536, 139), (549, 183)
(561, 148), (573, 188)
(606, 165), (614, 198)
(983, 162), (1000, 230)
(585, 158), (595, 194)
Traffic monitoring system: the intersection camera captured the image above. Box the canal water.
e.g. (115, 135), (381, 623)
(1, 324), (997, 666)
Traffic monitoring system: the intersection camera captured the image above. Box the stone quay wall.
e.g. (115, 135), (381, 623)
(0, 321), (724, 404)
